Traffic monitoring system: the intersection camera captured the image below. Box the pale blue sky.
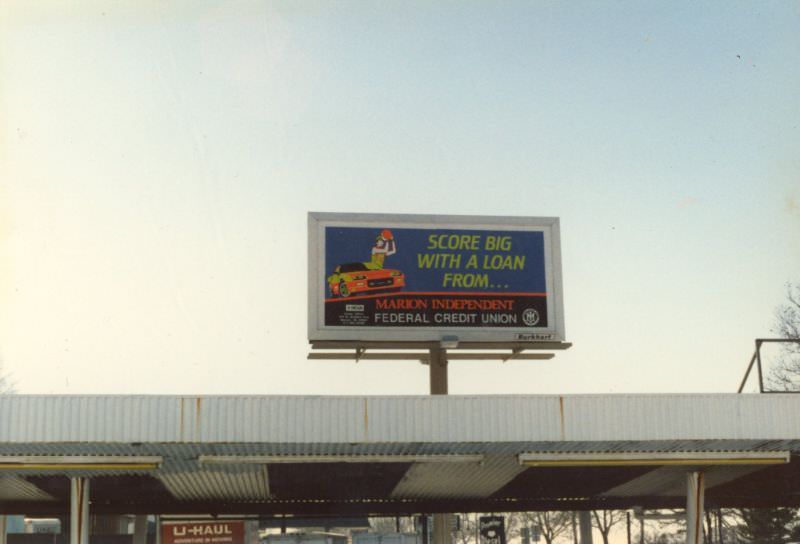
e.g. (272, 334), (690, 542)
(1, 1), (798, 394)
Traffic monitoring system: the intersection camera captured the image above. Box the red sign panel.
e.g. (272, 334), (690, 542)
(162, 522), (244, 544)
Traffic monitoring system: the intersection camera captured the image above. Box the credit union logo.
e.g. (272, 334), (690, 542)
(522, 308), (540, 327)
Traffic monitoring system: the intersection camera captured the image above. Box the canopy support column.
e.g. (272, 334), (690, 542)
(432, 515), (452, 544)
(686, 471), (705, 544)
(70, 477), (90, 544)
(133, 516), (148, 544)
(578, 511), (593, 544)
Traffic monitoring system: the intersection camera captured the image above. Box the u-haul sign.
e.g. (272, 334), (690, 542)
(161, 522), (244, 544)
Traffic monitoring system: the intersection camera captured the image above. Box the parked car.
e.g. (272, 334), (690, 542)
(327, 262), (405, 297)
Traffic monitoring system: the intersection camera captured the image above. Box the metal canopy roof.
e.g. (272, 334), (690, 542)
(0, 394), (798, 515)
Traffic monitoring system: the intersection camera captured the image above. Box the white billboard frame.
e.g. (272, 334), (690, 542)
(308, 212), (565, 344)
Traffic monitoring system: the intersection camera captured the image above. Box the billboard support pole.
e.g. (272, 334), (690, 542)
(429, 346), (448, 395)
(430, 345), (451, 543)
(755, 340), (764, 393)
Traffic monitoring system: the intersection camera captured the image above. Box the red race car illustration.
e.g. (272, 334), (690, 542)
(327, 262), (405, 298)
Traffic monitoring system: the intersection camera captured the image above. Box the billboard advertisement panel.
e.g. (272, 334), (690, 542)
(161, 521), (244, 544)
(308, 213), (564, 343)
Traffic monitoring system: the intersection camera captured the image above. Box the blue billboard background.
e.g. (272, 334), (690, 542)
(324, 226), (546, 296)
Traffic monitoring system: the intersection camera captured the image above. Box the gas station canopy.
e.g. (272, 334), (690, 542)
(1, 394), (799, 515)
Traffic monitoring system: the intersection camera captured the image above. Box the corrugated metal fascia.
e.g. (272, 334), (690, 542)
(560, 394), (800, 441)
(0, 396), (182, 443)
(365, 396), (563, 442)
(0, 440), (798, 458)
(3, 394), (800, 444)
(197, 397), (364, 443)
(0, 465), (160, 478)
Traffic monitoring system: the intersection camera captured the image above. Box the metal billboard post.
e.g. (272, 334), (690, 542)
(429, 345), (450, 543)
(755, 339), (765, 393)
(736, 338), (800, 393)
(429, 346), (448, 395)
(736, 351), (758, 393)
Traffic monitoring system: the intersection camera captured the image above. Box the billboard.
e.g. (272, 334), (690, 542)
(308, 213), (564, 343)
(161, 521), (244, 544)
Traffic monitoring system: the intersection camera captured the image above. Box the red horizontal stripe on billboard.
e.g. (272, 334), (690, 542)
(324, 291), (547, 303)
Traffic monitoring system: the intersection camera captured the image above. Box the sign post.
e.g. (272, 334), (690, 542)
(308, 212), (571, 544)
(429, 346), (447, 395)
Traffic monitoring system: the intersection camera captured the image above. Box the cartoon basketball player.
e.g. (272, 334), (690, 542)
(370, 229), (396, 268)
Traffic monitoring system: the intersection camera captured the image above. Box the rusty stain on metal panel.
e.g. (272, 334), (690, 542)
(180, 398), (185, 442)
(195, 398), (202, 441)
(559, 396), (565, 440)
(363, 399), (369, 441)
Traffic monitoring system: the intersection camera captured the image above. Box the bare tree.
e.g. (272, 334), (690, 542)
(516, 512), (571, 544)
(644, 534), (683, 544)
(504, 512), (523, 543)
(631, 510), (685, 544)
(0, 374), (12, 394)
(570, 513), (577, 544)
(591, 511), (624, 544)
(369, 516), (415, 534)
(0, 358), (14, 394)
(454, 514), (479, 544)
(767, 282), (800, 391)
